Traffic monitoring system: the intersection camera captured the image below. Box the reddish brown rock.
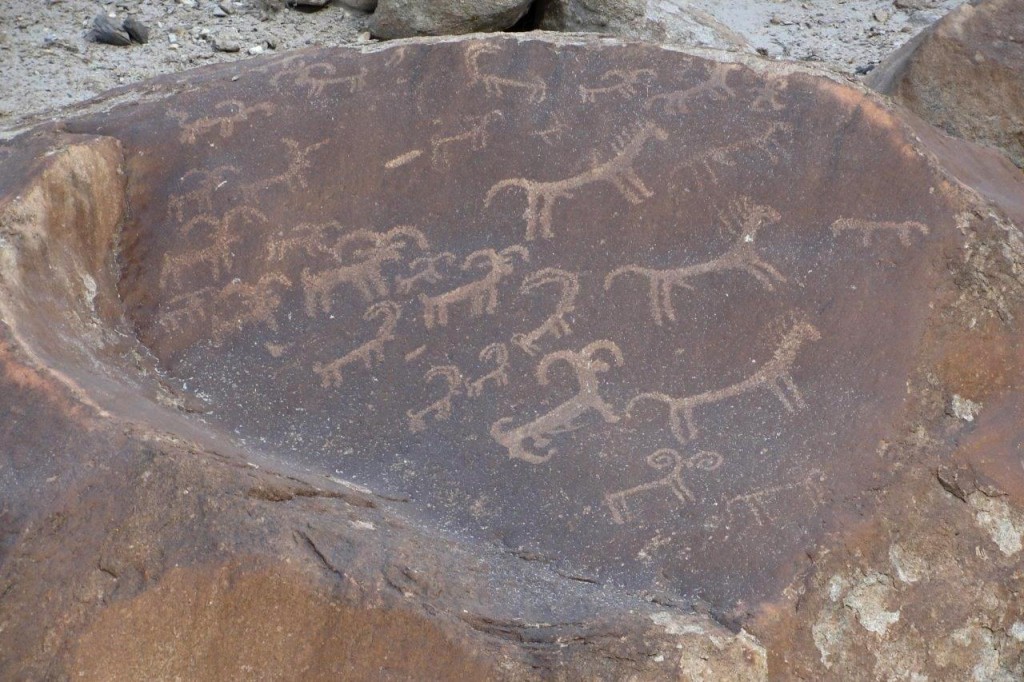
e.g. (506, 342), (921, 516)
(869, 0), (1024, 168)
(2, 33), (1024, 678)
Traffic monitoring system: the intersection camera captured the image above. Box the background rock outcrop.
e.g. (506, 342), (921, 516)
(369, 0), (532, 38)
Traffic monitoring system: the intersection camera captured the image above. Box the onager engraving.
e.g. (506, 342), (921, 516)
(210, 273), (292, 345)
(486, 123), (667, 240)
(830, 218), (929, 247)
(604, 199), (786, 325)
(430, 111), (503, 167)
(580, 69), (656, 103)
(605, 449), (724, 524)
(408, 365), (465, 433)
(313, 301), (401, 388)
(490, 341), (624, 464)
(465, 42), (546, 103)
(419, 246), (529, 329)
(467, 343), (510, 397)
(301, 225), (429, 315)
(395, 252), (456, 295)
(644, 63), (737, 114)
(627, 318), (821, 443)
(512, 268), (579, 356)
(170, 100), (275, 145)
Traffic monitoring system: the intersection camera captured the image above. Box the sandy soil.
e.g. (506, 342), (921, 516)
(0, 0), (964, 132)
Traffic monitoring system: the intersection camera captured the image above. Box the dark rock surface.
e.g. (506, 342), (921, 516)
(2, 33), (1024, 678)
(869, 0), (1024, 168)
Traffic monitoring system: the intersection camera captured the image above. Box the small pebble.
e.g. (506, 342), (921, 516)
(248, 45), (264, 55)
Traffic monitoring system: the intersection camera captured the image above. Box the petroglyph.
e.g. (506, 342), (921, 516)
(408, 365), (465, 433)
(645, 63), (737, 115)
(486, 123), (667, 240)
(210, 273), (292, 345)
(465, 42), (546, 103)
(512, 268), (579, 356)
(419, 246), (528, 329)
(166, 166), (240, 223)
(156, 287), (217, 334)
(253, 138), (330, 194)
(385, 150), (423, 169)
(830, 218), (930, 247)
(160, 206), (266, 288)
(395, 252), (456, 295)
(430, 111), (503, 167)
(605, 199), (786, 325)
(404, 345), (427, 363)
(724, 468), (827, 527)
(533, 116), (570, 146)
(752, 78), (788, 112)
(678, 122), (791, 189)
(467, 343), (510, 398)
(170, 100), (275, 145)
(271, 62), (367, 98)
(605, 449), (724, 524)
(384, 45), (408, 68)
(628, 318), (821, 443)
(301, 225), (429, 315)
(580, 69), (656, 103)
(491, 341), (623, 464)
(313, 301), (401, 388)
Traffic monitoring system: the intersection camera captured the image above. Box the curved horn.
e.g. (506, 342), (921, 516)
(583, 340), (624, 367)
(536, 350), (575, 385)
(647, 448), (682, 471)
(688, 450), (723, 471)
(385, 225), (430, 251)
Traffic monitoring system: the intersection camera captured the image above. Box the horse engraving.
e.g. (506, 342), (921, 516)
(465, 42), (546, 103)
(486, 123), (667, 240)
(830, 218), (929, 247)
(512, 268), (579, 356)
(491, 341), (624, 464)
(313, 301), (401, 388)
(395, 252), (456, 295)
(467, 343), (510, 397)
(419, 246), (529, 329)
(210, 273), (292, 345)
(605, 199), (785, 325)
(605, 449), (723, 524)
(580, 69), (656, 103)
(430, 111), (503, 167)
(408, 365), (465, 433)
(170, 100), (275, 145)
(628, 318), (820, 443)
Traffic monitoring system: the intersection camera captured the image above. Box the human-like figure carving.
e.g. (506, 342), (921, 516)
(486, 123), (667, 240)
(313, 301), (401, 388)
(465, 42), (546, 103)
(830, 218), (929, 247)
(604, 449), (723, 524)
(431, 111), (503, 167)
(628, 318), (820, 443)
(408, 365), (465, 433)
(419, 246), (529, 329)
(170, 100), (275, 145)
(301, 225), (429, 316)
(512, 268), (579, 356)
(491, 341), (624, 464)
(271, 63), (367, 98)
(580, 69), (656, 103)
(604, 199), (785, 325)
(395, 252), (456, 295)
(160, 206), (266, 288)
(210, 273), (292, 345)
(644, 63), (737, 114)
(249, 138), (329, 195)
(467, 343), (510, 397)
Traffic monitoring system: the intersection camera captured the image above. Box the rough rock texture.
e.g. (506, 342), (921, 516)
(2, 33), (1024, 678)
(369, 0), (532, 39)
(869, 0), (1024, 168)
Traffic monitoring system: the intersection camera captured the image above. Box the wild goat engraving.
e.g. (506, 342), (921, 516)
(467, 343), (510, 397)
(486, 123), (667, 240)
(512, 268), (579, 356)
(628, 318), (821, 443)
(313, 301), (401, 388)
(580, 69), (656, 102)
(395, 252), (456, 295)
(431, 111), (503, 167)
(605, 199), (786, 325)
(465, 42), (546, 103)
(491, 341), (624, 464)
(419, 246), (529, 329)
(605, 449), (723, 524)
(210, 273), (292, 345)
(830, 218), (929, 247)
(170, 100), (275, 145)
(408, 365), (465, 433)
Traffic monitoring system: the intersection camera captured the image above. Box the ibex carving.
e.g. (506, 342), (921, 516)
(431, 111), (503, 167)
(419, 246), (529, 329)
(580, 69), (656, 103)
(160, 206), (265, 289)
(408, 365), (465, 433)
(170, 100), (275, 145)
(467, 343), (510, 398)
(395, 252), (456, 295)
(512, 268), (579, 356)
(645, 63), (737, 115)
(210, 273), (292, 345)
(605, 449), (723, 524)
(313, 301), (401, 388)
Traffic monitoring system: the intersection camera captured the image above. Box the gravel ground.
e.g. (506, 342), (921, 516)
(0, 0), (965, 132)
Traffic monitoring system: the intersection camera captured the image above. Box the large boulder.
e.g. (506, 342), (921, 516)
(2, 33), (1024, 678)
(869, 0), (1024, 168)
(369, 0), (532, 39)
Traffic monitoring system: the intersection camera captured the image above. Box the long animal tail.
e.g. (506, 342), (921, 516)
(485, 178), (530, 207)
(604, 265), (648, 291)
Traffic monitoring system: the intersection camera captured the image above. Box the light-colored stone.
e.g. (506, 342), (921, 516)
(369, 0), (531, 39)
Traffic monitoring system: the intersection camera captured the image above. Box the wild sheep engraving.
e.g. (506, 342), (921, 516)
(170, 100), (275, 145)
(465, 42), (546, 103)
(210, 273), (292, 345)
(467, 343), (510, 397)
(512, 268), (579, 356)
(419, 246), (529, 329)
(313, 301), (401, 388)
(605, 449), (723, 524)
(830, 218), (929, 247)
(395, 252), (456, 295)
(408, 365), (465, 433)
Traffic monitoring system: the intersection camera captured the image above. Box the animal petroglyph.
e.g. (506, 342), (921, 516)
(752, 78), (788, 112)
(313, 301), (401, 388)
(419, 246), (529, 329)
(395, 252), (456, 295)
(160, 206), (266, 289)
(408, 365), (465, 433)
(830, 218), (929, 247)
(253, 138), (330, 194)
(512, 268), (579, 356)
(467, 343), (510, 397)
(491, 341), (624, 464)
(605, 449), (723, 524)
(533, 116), (569, 146)
(167, 165), (240, 223)
(465, 42), (546, 103)
(170, 100), (275, 145)
(628, 318), (821, 443)
(486, 123), (667, 240)
(724, 468), (827, 527)
(210, 273), (292, 345)
(156, 287), (217, 334)
(301, 225), (429, 315)
(272, 62), (367, 98)
(645, 63), (737, 115)
(430, 111), (503, 167)
(385, 150), (423, 169)
(605, 199), (786, 325)
(580, 69), (656, 103)
(678, 122), (791, 190)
